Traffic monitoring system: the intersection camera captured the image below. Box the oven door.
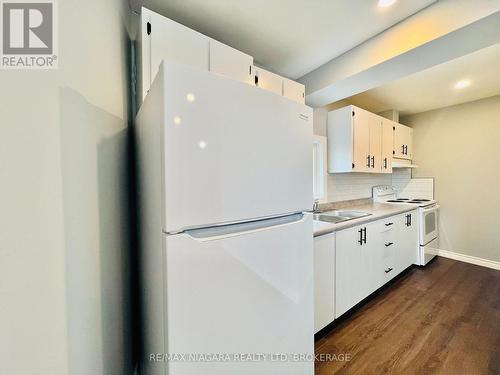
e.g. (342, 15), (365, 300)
(420, 204), (439, 245)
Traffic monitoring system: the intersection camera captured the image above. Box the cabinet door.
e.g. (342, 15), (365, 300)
(255, 67), (283, 95)
(147, 11), (209, 98)
(314, 233), (335, 333)
(360, 222), (383, 298)
(369, 118), (382, 172)
(381, 120), (394, 173)
(209, 39), (254, 85)
(283, 78), (305, 104)
(394, 123), (412, 160)
(407, 128), (414, 159)
(335, 226), (364, 318)
(400, 211), (418, 267)
(352, 108), (371, 173)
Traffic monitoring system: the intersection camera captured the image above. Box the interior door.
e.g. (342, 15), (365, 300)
(352, 108), (371, 173)
(164, 214), (314, 375)
(161, 62), (313, 233)
(381, 120), (394, 173)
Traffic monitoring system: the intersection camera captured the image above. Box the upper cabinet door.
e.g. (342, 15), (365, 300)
(381, 120), (394, 173)
(368, 117), (382, 172)
(407, 128), (414, 159)
(254, 67), (283, 95)
(147, 10), (209, 99)
(209, 40), (254, 85)
(283, 78), (305, 104)
(393, 123), (413, 160)
(352, 107), (372, 173)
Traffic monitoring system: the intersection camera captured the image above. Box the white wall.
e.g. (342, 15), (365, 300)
(0, 1), (135, 374)
(402, 95), (500, 263)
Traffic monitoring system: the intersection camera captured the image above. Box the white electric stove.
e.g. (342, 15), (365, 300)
(373, 186), (439, 266)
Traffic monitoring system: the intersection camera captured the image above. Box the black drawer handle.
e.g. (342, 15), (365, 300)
(385, 222), (393, 226)
(385, 268), (393, 274)
(385, 242), (393, 247)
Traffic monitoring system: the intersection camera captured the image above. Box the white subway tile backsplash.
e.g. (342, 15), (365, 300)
(326, 169), (434, 203)
(327, 173), (392, 202)
(392, 168), (434, 199)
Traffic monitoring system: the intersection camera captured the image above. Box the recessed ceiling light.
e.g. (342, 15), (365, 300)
(378, 0), (396, 7)
(454, 79), (471, 89)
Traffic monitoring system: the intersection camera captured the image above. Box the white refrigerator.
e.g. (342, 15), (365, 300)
(136, 61), (314, 375)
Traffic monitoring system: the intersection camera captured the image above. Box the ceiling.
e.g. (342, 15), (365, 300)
(130, 0), (436, 79)
(344, 43), (500, 116)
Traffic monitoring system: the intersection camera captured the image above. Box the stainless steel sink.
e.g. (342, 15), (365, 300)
(312, 214), (348, 224)
(313, 210), (371, 224)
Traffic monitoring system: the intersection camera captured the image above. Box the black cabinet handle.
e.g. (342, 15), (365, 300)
(385, 222), (393, 226)
(366, 155), (371, 167)
(401, 145), (405, 154)
(358, 229), (363, 245)
(362, 227), (367, 244)
(385, 268), (393, 274)
(385, 242), (393, 247)
(383, 157), (387, 169)
(406, 214), (412, 226)
(371, 156), (375, 168)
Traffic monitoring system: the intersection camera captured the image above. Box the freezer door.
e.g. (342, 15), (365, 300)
(159, 61), (313, 233)
(163, 214), (314, 375)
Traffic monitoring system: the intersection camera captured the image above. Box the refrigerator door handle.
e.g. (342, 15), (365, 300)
(183, 213), (306, 242)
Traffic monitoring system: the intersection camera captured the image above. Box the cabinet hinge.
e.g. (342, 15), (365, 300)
(147, 22), (151, 35)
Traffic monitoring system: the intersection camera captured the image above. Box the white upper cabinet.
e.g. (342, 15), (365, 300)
(368, 116), (382, 172)
(327, 105), (384, 173)
(254, 66), (306, 104)
(138, 7), (306, 105)
(254, 67), (283, 95)
(283, 78), (305, 104)
(209, 40), (254, 85)
(381, 119), (394, 173)
(139, 7), (209, 101)
(393, 123), (413, 160)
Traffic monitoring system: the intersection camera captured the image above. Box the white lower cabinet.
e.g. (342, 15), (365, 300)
(332, 209), (419, 319)
(314, 233), (335, 333)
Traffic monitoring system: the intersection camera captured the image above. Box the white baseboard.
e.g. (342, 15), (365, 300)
(430, 248), (500, 271)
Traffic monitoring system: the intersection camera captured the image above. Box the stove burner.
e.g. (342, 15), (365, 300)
(411, 199), (430, 202)
(387, 200), (404, 203)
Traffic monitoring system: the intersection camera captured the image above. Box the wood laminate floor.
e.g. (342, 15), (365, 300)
(315, 257), (500, 375)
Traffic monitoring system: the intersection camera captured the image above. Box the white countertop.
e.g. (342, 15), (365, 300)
(313, 202), (417, 237)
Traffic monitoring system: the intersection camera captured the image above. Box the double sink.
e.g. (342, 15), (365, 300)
(313, 210), (371, 224)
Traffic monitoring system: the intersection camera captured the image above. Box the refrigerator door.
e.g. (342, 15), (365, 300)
(159, 61), (313, 233)
(163, 214), (314, 375)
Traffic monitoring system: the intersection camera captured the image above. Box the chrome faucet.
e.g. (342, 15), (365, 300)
(313, 199), (320, 213)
